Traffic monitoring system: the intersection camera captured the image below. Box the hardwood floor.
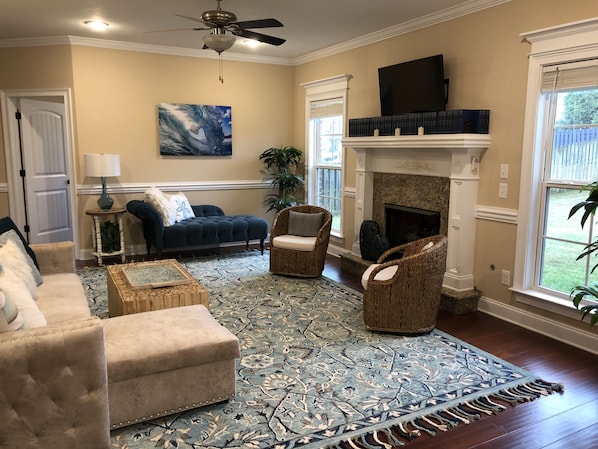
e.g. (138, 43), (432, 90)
(323, 255), (598, 449)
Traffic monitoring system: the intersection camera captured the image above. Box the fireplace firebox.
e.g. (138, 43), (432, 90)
(385, 204), (440, 248)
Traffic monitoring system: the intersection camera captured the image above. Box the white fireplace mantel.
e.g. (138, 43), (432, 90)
(342, 133), (492, 292)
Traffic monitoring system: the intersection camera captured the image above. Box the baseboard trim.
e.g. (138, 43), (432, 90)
(78, 240), (269, 261)
(478, 296), (598, 355)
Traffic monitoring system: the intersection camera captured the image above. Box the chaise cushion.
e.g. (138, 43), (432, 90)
(103, 305), (240, 383)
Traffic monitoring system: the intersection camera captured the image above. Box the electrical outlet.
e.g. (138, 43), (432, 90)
(500, 164), (509, 179)
(501, 270), (511, 286)
(499, 183), (508, 198)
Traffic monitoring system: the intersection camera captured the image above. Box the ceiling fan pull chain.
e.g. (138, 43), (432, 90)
(219, 54), (225, 83)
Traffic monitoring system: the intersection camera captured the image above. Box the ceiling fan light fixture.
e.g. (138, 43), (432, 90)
(243, 39), (260, 48)
(203, 32), (236, 53)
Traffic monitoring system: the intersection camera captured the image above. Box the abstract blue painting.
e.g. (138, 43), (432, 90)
(158, 103), (232, 156)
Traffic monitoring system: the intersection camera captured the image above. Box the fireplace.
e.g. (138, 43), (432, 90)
(385, 204), (440, 247)
(342, 134), (491, 293)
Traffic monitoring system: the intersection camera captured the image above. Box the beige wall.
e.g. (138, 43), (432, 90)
(293, 0), (598, 336)
(70, 47), (294, 249)
(0, 46), (75, 217)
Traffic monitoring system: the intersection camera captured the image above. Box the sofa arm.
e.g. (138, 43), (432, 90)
(127, 200), (165, 250)
(0, 317), (111, 449)
(30, 241), (76, 275)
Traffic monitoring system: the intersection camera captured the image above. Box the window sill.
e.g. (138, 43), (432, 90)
(512, 287), (583, 321)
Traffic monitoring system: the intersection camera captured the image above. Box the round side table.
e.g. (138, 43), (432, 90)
(85, 208), (126, 266)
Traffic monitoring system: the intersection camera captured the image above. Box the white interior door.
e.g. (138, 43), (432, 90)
(19, 98), (73, 243)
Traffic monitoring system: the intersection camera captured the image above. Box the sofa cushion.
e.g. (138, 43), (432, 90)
(36, 273), (91, 325)
(103, 305), (240, 382)
(288, 211), (323, 237)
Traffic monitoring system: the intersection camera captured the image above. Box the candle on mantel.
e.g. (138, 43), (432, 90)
(418, 126), (424, 136)
(373, 129), (380, 137)
(395, 127), (401, 136)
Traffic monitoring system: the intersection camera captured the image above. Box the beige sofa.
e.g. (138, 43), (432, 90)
(0, 241), (240, 449)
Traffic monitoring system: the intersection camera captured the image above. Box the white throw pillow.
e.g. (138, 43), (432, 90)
(0, 238), (37, 298)
(144, 187), (176, 226)
(0, 229), (43, 286)
(0, 267), (46, 329)
(169, 192), (195, 222)
(0, 289), (25, 332)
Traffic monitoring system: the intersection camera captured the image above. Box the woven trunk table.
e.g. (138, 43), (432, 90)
(107, 259), (209, 317)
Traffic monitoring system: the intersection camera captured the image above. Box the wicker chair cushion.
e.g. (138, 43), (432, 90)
(287, 211), (323, 237)
(361, 263), (399, 290)
(272, 235), (317, 252)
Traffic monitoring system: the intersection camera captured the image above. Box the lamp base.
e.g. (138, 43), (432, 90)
(97, 194), (114, 210)
(97, 177), (114, 210)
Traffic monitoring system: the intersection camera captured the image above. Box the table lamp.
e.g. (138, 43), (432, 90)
(84, 153), (121, 210)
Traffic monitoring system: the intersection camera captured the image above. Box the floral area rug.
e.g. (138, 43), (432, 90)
(77, 250), (562, 449)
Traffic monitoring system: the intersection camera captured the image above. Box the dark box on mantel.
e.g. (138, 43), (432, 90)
(348, 109), (490, 137)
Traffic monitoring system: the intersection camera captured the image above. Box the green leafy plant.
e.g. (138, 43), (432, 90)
(259, 146), (304, 213)
(568, 181), (598, 325)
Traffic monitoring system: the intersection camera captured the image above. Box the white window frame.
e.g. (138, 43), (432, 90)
(513, 18), (598, 319)
(302, 74), (352, 238)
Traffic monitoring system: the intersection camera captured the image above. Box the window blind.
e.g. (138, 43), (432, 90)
(541, 58), (598, 92)
(310, 99), (343, 119)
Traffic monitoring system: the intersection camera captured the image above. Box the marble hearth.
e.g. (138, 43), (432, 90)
(341, 134), (491, 294)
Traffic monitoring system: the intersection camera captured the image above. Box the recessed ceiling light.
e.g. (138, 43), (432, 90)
(84, 20), (109, 31)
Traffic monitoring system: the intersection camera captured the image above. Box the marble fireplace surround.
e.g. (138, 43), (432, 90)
(342, 134), (491, 293)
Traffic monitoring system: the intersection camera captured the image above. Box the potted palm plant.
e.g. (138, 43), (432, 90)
(568, 181), (598, 325)
(259, 146), (304, 213)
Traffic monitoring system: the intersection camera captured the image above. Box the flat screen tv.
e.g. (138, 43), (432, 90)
(378, 54), (448, 116)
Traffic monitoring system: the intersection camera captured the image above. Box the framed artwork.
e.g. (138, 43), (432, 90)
(158, 103), (232, 156)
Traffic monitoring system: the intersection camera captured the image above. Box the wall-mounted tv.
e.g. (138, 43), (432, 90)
(378, 54), (448, 116)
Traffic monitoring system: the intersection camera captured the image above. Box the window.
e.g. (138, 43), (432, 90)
(309, 100), (343, 234)
(302, 75), (352, 238)
(538, 79), (598, 297)
(514, 19), (598, 318)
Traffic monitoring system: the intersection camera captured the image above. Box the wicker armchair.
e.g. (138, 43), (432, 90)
(361, 235), (448, 334)
(269, 205), (332, 278)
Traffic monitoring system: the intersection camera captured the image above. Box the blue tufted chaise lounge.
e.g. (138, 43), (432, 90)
(127, 200), (268, 258)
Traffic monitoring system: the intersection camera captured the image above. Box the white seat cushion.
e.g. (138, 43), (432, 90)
(361, 263), (399, 290)
(272, 235), (317, 252)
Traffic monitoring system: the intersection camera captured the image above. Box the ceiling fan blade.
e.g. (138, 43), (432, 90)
(174, 14), (208, 25)
(144, 27), (207, 33)
(232, 18), (283, 29)
(232, 29), (285, 46)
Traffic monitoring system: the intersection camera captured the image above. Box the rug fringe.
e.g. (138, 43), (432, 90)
(323, 379), (562, 449)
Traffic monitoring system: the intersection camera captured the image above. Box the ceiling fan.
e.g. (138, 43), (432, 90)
(169, 0), (286, 54)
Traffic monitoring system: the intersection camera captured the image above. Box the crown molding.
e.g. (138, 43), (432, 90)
(0, 0), (510, 67)
(0, 35), (294, 66)
(291, 0), (511, 65)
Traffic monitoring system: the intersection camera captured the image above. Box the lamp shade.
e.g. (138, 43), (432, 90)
(84, 154), (121, 178)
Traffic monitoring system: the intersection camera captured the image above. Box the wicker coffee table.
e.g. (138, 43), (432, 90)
(106, 259), (209, 317)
